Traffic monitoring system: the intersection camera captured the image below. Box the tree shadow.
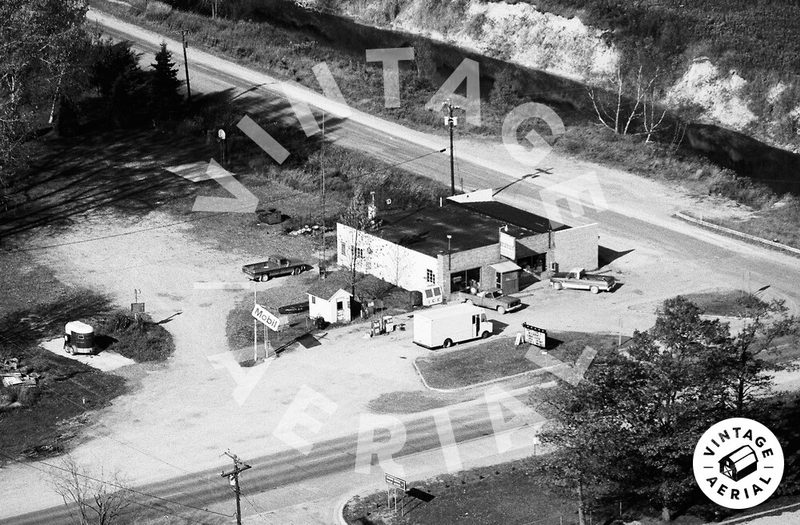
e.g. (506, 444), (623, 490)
(0, 85), (348, 246)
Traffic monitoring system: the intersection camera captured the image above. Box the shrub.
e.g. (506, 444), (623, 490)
(127, 0), (147, 15)
(143, 0), (172, 20)
(92, 310), (174, 362)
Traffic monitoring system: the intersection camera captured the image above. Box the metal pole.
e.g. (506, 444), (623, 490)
(253, 286), (257, 362)
(448, 101), (455, 196)
(181, 30), (191, 102)
(321, 112), (326, 277)
(447, 234), (452, 294)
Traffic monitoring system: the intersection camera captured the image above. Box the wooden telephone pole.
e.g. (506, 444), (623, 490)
(221, 451), (251, 525)
(180, 30), (191, 102)
(442, 99), (461, 196)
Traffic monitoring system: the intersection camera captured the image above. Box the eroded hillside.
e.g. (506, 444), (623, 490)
(306, 0), (800, 154)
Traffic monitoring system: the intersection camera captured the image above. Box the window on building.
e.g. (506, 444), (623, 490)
(340, 242), (346, 256)
(426, 269), (435, 284)
(356, 247), (364, 259)
(311, 296), (316, 304)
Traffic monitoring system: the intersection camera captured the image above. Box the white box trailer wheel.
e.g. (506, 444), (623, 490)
(413, 303), (494, 349)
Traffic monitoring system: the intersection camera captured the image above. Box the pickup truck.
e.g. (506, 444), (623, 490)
(242, 255), (313, 281)
(550, 268), (616, 293)
(452, 289), (522, 314)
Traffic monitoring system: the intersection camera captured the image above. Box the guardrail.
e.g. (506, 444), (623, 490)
(674, 212), (800, 258)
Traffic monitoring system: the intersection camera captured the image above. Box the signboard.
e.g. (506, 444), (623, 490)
(252, 304), (281, 331)
(130, 302), (145, 314)
(499, 230), (516, 260)
(385, 473), (406, 491)
(522, 322), (547, 348)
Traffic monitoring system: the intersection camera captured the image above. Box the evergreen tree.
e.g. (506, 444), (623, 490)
(149, 42), (182, 121)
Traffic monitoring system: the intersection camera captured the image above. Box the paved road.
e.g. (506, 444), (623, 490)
(3, 390), (542, 524)
(89, 8), (800, 313)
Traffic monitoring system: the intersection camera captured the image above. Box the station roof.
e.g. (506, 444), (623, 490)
(369, 201), (567, 257)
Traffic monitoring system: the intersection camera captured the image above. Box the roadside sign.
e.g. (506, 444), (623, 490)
(252, 304), (281, 331)
(385, 473), (406, 491)
(523, 323), (547, 348)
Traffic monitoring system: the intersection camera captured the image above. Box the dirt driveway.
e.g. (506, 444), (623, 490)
(0, 208), (433, 517)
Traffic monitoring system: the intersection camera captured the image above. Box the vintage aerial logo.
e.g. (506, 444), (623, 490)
(693, 418), (784, 509)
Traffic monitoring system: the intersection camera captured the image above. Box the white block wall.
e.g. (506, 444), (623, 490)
(337, 223), (440, 292)
(552, 223), (599, 271)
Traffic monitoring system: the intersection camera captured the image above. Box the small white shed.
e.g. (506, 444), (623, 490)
(308, 284), (354, 324)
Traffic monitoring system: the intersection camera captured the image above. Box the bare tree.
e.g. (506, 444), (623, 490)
(588, 64), (669, 140)
(339, 189), (371, 297)
(51, 456), (133, 525)
(200, 0), (220, 19)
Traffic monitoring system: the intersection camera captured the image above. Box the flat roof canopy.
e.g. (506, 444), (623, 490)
(371, 201), (567, 257)
(490, 261), (522, 273)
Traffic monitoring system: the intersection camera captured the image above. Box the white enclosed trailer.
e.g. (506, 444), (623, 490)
(64, 321), (95, 355)
(413, 303), (494, 349)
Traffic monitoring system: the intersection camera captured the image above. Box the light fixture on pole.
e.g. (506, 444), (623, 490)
(442, 99), (461, 196)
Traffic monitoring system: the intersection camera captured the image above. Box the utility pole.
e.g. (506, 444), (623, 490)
(180, 30), (192, 102)
(442, 99), (460, 196)
(221, 451), (251, 525)
(320, 111), (326, 278)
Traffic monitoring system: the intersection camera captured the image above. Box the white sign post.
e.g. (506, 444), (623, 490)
(385, 473), (407, 516)
(252, 303), (281, 360)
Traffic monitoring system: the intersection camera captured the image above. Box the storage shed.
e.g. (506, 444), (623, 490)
(308, 281), (354, 325)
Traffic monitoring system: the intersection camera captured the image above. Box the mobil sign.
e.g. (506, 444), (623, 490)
(252, 304), (281, 331)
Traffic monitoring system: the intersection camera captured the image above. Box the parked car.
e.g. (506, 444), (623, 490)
(242, 255), (313, 281)
(550, 268), (616, 293)
(452, 288), (522, 314)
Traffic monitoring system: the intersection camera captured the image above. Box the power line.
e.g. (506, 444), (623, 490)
(0, 188), (295, 254)
(0, 450), (231, 522)
(238, 489), (272, 523)
(0, 332), (224, 504)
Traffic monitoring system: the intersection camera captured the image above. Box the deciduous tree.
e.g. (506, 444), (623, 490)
(51, 456), (133, 525)
(0, 0), (88, 195)
(535, 296), (736, 521)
